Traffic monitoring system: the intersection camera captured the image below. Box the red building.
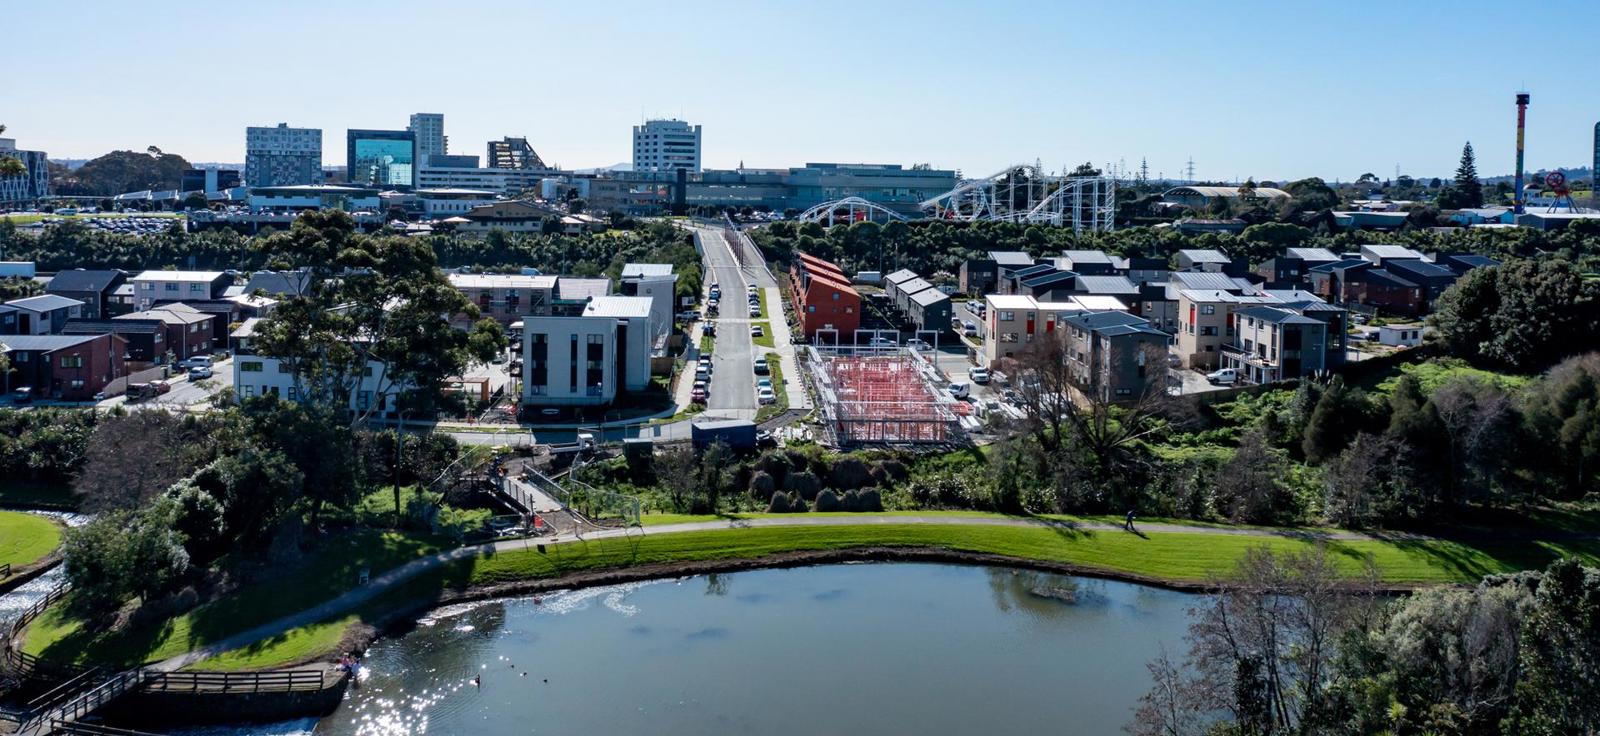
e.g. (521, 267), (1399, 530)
(789, 252), (861, 341)
(0, 333), (127, 401)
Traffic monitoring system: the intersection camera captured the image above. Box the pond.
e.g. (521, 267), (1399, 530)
(203, 562), (1191, 736)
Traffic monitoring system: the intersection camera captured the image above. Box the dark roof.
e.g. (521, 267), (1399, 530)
(0, 334), (101, 352)
(1064, 310), (1165, 337)
(1440, 254), (1498, 270)
(46, 269), (125, 293)
(1385, 259), (1457, 280)
(1020, 270), (1077, 289)
(1308, 258), (1370, 274)
(244, 270), (312, 296)
(1356, 269), (1419, 289)
(1236, 306), (1322, 325)
(1009, 263), (1057, 280)
(62, 319), (160, 335)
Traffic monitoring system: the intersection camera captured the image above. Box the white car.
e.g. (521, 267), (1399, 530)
(750, 325), (764, 337)
(179, 355), (213, 370)
(753, 356), (769, 374)
(969, 367), (990, 384)
(906, 338), (931, 350)
(188, 366), (213, 380)
(757, 387), (777, 404)
(1206, 368), (1238, 385)
(947, 382), (971, 399)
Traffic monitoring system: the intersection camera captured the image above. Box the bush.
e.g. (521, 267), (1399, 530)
(767, 491), (791, 513)
(787, 492), (809, 513)
(830, 457), (871, 490)
(842, 490), (860, 512)
(856, 488), (884, 512)
(815, 489), (842, 512)
(749, 471), (776, 501)
(787, 472), (822, 502)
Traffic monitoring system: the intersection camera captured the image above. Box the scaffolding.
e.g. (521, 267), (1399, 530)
(806, 346), (961, 446)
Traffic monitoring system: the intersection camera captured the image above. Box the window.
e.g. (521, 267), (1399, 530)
(189, 324), (198, 333)
(142, 283), (155, 291)
(190, 284), (204, 293)
(165, 283), (179, 292)
(807, 305), (815, 313)
(242, 385), (255, 397)
(241, 361), (263, 372)
(278, 363), (291, 373)
(999, 311), (1015, 322)
(59, 355), (84, 368)
(1200, 305), (1216, 315)
(1201, 326), (1217, 336)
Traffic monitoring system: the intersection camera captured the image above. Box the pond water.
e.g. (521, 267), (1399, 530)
(237, 562), (1199, 736)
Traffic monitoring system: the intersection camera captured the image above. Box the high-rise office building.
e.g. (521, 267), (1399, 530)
(486, 137), (548, 170)
(632, 119), (702, 173)
(0, 137), (49, 202)
(409, 113), (446, 164)
(181, 168), (242, 194)
(347, 129), (417, 187)
(245, 124), (323, 187)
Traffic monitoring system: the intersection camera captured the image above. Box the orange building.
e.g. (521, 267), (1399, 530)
(789, 252), (861, 340)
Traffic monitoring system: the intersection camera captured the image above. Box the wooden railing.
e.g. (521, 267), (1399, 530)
(1, 562), (12, 579)
(24, 669), (141, 732)
(141, 668), (327, 693)
(51, 721), (162, 736)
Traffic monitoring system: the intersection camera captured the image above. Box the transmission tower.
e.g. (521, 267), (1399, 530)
(1185, 157), (1196, 182)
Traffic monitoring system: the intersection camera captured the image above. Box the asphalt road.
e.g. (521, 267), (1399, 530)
(698, 227), (756, 414)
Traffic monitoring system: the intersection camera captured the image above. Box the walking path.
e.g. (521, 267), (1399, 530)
(141, 513), (1421, 673)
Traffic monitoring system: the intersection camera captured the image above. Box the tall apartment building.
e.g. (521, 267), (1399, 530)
(347, 129), (417, 187)
(408, 113), (447, 163)
(0, 138), (49, 202)
(632, 119), (702, 173)
(245, 124), (323, 187)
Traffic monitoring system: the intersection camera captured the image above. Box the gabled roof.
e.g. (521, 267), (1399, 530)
(897, 277), (935, 296)
(1384, 259), (1457, 280)
(1178, 248), (1231, 264)
(5, 294), (83, 312)
(231, 317), (262, 339)
(988, 251), (1035, 267)
(118, 307), (212, 325)
(1064, 310), (1164, 337)
(556, 277), (611, 302)
(1359, 244), (1426, 261)
(1261, 289), (1324, 305)
(0, 334), (101, 352)
(1236, 306), (1323, 326)
(463, 200), (560, 220)
(1283, 247), (1339, 262)
(1009, 263), (1057, 280)
(1170, 271), (1251, 291)
(46, 269), (124, 293)
(908, 288), (949, 307)
(63, 318), (160, 335)
(884, 269), (919, 285)
(1059, 249), (1114, 267)
(808, 272), (859, 297)
(1355, 269), (1419, 289)
(1072, 275), (1140, 295)
(1308, 258), (1371, 274)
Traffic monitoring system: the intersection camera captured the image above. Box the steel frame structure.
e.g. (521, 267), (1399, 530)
(805, 346), (960, 446)
(919, 163), (1117, 232)
(796, 196), (911, 226)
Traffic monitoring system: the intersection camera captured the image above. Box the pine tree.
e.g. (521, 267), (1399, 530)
(1454, 142), (1484, 208)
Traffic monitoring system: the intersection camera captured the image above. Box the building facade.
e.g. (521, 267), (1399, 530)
(408, 113), (446, 162)
(521, 297), (653, 407)
(619, 264), (677, 342)
(245, 124), (323, 187)
(0, 138), (49, 202)
(2, 295), (83, 335)
(0, 334), (126, 401)
(346, 129), (417, 187)
(1062, 311), (1169, 403)
(632, 119), (702, 173)
(1223, 306), (1329, 384)
(788, 253), (861, 341)
(129, 271), (232, 311)
(486, 137), (548, 170)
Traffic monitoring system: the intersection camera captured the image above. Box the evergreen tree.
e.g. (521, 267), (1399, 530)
(1454, 141), (1484, 208)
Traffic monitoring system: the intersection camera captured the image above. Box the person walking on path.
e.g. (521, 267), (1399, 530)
(1124, 510), (1137, 532)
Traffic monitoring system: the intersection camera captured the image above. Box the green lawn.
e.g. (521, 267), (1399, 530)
(758, 288), (771, 320)
(751, 323), (774, 348)
(0, 511), (62, 573)
(1368, 358), (1532, 394)
(22, 531), (441, 669)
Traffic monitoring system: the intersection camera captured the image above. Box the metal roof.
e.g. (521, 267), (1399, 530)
(556, 277), (612, 301)
(884, 269), (919, 284)
(908, 288), (950, 307)
(0, 334), (100, 352)
(5, 294), (83, 312)
(45, 269), (124, 293)
(1059, 249), (1114, 266)
(584, 296), (654, 319)
(1072, 275), (1140, 295)
(620, 263), (674, 278)
(131, 270), (226, 283)
(1178, 249), (1231, 263)
(987, 251), (1035, 266)
(1236, 306), (1323, 326)
(1164, 185), (1290, 199)
(449, 273), (557, 290)
(1283, 247), (1339, 262)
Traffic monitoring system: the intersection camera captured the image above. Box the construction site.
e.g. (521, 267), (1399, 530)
(804, 346), (964, 447)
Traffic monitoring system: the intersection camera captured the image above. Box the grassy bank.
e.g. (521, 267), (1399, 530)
(0, 511), (62, 573)
(167, 520), (1600, 671)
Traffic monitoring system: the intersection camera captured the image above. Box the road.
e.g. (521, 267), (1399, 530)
(698, 226), (757, 416)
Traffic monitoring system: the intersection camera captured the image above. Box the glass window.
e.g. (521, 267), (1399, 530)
(240, 361), (263, 372)
(1200, 305), (1216, 315)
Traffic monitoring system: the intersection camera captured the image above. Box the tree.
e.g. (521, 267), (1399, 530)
(1323, 433), (1422, 527)
(61, 499), (191, 619)
(181, 191), (209, 211)
(0, 125), (24, 177)
(1434, 259), (1600, 372)
(1521, 353), (1600, 498)
(1215, 427), (1294, 524)
(1453, 142), (1484, 209)
(653, 445), (700, 513)
(1504, 558), (1600, 733)
(1301, 377), (1366, 464)
(74, 411), (225, 511)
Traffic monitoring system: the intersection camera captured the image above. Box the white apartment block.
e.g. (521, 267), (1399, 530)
(632, 119), (702, 173)
(522, 297), (653, 406)
(981, 294), (1132, 369)
(619, 263), (677, 342)
(245, 123), (323, 187)
(233, 355), (404, 416)
(416, 166), (554, 194)
(409, 113), (447, 162)
(129, 271), (230, 310)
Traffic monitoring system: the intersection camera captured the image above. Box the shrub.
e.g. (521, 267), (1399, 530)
(842, 490), (860, 512)
(767, 491), (791, 513)
(787, 472), (822, 502)
(830, 457), (871, 490)
(815, 489), (842, 512)
(787, 492), (809, 513)
(856, 488), (884, 512)
(749, 471), (776, 501)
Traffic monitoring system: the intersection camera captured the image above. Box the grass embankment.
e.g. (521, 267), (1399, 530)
(22, 531), (440, 669)
(180, 515), (1600, 671)
(754, 359), (787, 422)
(0, 511), (62, 574)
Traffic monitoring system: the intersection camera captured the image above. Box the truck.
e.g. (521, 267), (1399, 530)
(691, 419), (758, 451)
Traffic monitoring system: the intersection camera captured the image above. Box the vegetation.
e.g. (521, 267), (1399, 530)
(49, 147), (191, 197)
(0, 510), (61, 572)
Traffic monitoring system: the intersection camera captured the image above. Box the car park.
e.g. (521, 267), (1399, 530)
(969, 367), (990, 384)
(1206, 368), (1238, 385)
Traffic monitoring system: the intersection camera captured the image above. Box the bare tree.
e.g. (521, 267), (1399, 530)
(74, 410), (224, 511)
(653, 445), (700, 513)
(1127, 648), (1213, 736)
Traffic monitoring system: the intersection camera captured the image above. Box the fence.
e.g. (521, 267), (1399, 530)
(0, 563), (10, 579)
(141, 669), (327, 693)
(51, 721), (162, 736)
(26, 669), (141, 731)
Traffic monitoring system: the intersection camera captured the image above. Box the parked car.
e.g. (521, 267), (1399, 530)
(962, 320), (979, 337)
(11, 387), (33, 403)
(749, 306), (761, 317)
(151, 380), (172, 395)
(755, 377), (773, 390)
(701, 323), (715, 336)
(969, 367), (990, 384)
(757, 387), (777, 404)
(947, 382), (971, 400)
(1206, 368), (1238, 385)
(753, 356), (769, 374)
(695, 364), (711, 381)
(691, 386), (708, 403)
(750, 325), (764, 337)
(179, 355), (213, 371)
(676, 310), (700, 321)
(189, 366), (213, 379)
(869, 337), (894, 347)
(907, 338), (931, 350)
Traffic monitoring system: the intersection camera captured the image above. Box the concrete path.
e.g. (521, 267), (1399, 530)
(146, 513), (1424, 672)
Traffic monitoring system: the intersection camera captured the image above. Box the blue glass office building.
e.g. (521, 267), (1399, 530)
(347, 129), (417, 188)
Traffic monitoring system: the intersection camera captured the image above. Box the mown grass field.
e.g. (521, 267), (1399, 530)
(169, 520), (1600, 671)
(0, 511), (61, 572)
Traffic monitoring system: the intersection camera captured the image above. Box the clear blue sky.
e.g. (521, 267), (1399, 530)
(5, 0), (1597, 182)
